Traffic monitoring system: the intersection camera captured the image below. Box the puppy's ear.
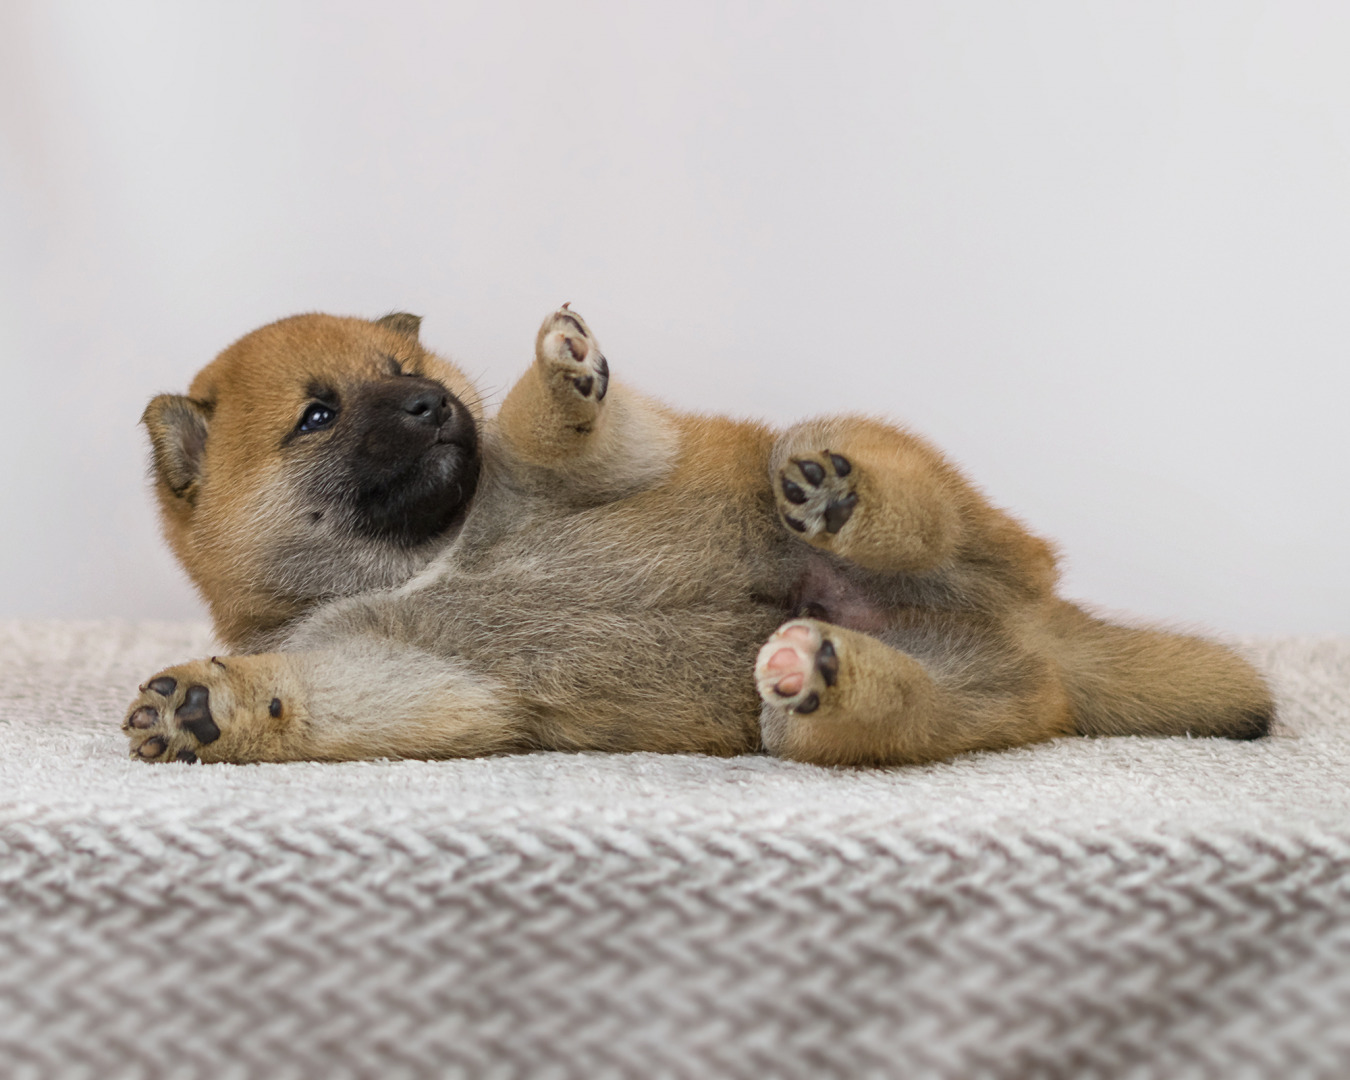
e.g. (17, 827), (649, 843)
(142, 395), (211, 501)
(375, 312), (422, 341)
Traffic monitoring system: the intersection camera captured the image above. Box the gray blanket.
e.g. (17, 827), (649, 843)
(2, 620), (1348, 1078)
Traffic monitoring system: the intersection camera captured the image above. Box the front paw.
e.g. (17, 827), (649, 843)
(123, 656), (284, 764)
(535, 305), (610, 423)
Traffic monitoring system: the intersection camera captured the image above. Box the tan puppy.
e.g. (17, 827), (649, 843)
(126, 308), (1273, 766)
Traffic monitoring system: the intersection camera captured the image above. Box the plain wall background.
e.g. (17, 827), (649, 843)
(1, 0), (1346, 634)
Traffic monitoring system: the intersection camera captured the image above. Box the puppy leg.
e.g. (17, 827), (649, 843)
(123, 641), (524, 763)
(495, 307), (678, 499)
(754, 619), (1072, 766)
(498, 306), (611, 456)
(771, 416), (969, 574)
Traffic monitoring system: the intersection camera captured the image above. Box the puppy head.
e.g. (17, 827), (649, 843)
(144, 312), (482, 650)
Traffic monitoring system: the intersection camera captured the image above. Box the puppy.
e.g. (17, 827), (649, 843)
(126, 308), (1273, 765)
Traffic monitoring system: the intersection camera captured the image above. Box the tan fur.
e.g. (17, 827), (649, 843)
(125, 308), (1274, 766)
(143, 314), (482, 650)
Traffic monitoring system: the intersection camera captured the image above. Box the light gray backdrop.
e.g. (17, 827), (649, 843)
(2, 1), (1346, 633)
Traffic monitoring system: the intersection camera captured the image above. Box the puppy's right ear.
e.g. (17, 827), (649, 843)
(142, 395), (211, 501)
(375, 312), (422, 340)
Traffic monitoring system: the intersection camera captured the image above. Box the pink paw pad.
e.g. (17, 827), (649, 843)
(755, 621), (839, 714)
(541, 308), (610, 401)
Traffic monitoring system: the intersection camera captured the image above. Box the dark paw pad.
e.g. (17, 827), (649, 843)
(781, 478), (808, 505)
(594, 355), (609, 401)
(816, 639), (839, 687)
(823, 492), (858, 533)
(795, 459), (826, 485)
(570, 356), (609, 401)
(137, 736), (167, 759)
(176, 685), (221, 744)
(778, 450), (858, 539)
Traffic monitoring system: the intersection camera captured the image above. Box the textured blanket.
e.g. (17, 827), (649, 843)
(1, 620), (1348, 1078)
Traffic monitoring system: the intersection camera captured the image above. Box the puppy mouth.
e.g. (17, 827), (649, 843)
(434, 423), (472, 447)
(309, 379), (483, 548)
(352, 427), (481, 547)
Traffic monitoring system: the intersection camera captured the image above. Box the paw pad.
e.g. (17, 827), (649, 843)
(176, 685), (220, 744)
(123, 671), (223, 763)
(127, 706), (158, 730)
(755, 620), (840, 715)
(778, 451), (857, 539)
(542, 309), (610, 402)
(137, 736), (167, 759)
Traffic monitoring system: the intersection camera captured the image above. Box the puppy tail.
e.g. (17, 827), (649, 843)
(1047, 601), (1274, 740)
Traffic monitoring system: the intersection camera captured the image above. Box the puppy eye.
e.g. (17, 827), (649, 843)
(297, 403), (338, 433)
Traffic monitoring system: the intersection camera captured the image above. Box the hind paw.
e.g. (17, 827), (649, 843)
(776, 450), (858, 542)
(755, 619), (840, 715)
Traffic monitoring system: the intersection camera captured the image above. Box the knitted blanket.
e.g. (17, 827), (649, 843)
(1, 620), (1347, 1078)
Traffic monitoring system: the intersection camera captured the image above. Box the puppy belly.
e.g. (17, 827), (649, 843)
(788, 555), (892, 634)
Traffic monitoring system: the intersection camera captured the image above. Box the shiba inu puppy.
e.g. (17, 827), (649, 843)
(126, 308), (1272, 765)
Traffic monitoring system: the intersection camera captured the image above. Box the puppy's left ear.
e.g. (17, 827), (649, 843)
(375, 312), (422, 341)
(142, 394), (211, 502)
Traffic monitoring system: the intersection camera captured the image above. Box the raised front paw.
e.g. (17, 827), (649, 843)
(535, 305), (610, 420)
(123, 656), (285, 764)
(776, 450), (857, 543)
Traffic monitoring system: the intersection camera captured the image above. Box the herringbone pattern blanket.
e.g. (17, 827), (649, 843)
(1, 621), (1347, 1078)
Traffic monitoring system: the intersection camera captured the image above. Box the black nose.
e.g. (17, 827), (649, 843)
(401, 387), (450, 426)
